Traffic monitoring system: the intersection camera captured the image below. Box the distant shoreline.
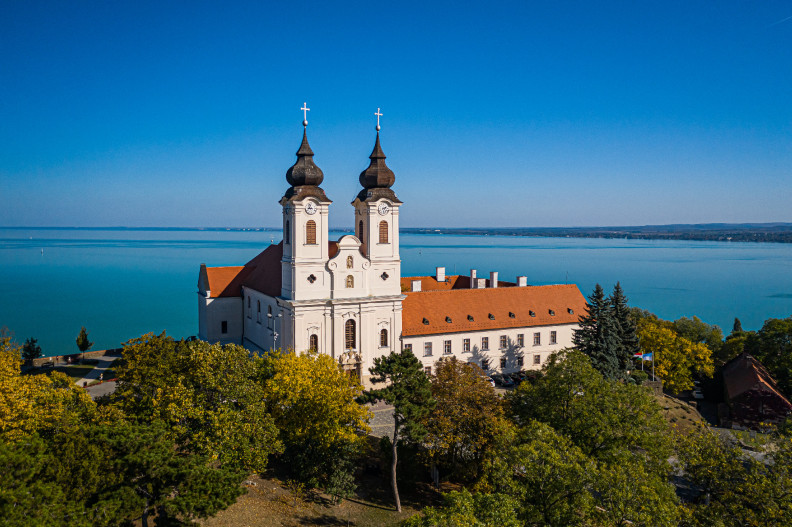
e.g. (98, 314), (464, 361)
(3, 223), (792, 243)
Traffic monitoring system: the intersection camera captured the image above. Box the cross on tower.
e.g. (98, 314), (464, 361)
(375, 108), (383, 131)
(301, 102), (310, 126)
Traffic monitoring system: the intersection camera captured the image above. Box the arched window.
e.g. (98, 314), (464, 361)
(345, 319), (356, 350)
(358, 220), (364, 240)
(257, 300), (261, 323)
(346, 255), (353, 269)
(306, 220), (316, 245)
(309, 334), (318, 352)
(268, 305), (272, 315)
(345, 275), (354, 288)
(284, 220), (290, 245)
(380, 329), (388, 347)
(379, 221), (388, 244)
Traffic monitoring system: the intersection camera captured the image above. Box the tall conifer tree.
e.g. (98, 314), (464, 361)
(573, 284), (621, 379)
(609, 282), (640, 369)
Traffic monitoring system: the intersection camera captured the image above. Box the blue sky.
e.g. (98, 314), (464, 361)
(1, 1), (790, 228)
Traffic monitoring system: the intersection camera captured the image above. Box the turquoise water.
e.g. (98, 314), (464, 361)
(1, 228), (791, 356)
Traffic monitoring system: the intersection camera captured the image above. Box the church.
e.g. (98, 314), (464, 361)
(198, 108), (587, 385)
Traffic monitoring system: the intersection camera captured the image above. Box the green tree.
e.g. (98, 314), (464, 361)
(75, 326), (93, 353)
(573, 284), (622, 379)
(111, 333), (281, 473)
(508, 349), (672, 468)
(369, 348), (435, 512)
(260, 350), (370, 496)
(423, 357), (505, 481)
(732, 317), (743, 335)
(403, 488), (521, 527)
(748, 317), (792, 397)
(609, 282), (640, 369)
(21, 338), (42, 365)
(672, 316), (723, 357)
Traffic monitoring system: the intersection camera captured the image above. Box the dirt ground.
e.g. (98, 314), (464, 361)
(657, 394), (706, 434)
(200, 473), (435, 527)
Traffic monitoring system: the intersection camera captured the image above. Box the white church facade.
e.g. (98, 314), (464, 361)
(198, 112), (587, 384)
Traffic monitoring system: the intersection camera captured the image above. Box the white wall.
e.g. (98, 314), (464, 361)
(199, 296), (243, 345)
(402, 323), (577, 375)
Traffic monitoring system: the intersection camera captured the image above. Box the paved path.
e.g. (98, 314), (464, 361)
(368, 400), (395, 439)
(73, 354), (117, 386)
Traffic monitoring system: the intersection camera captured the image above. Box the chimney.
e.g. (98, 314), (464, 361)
(517, 276), (527, 287)
(490, 271), (498, 288)
(470, 269), (477, 288)
(411, 280), (422, 292)
(476, 278), (487, 289)
(436, 267), (446, 282)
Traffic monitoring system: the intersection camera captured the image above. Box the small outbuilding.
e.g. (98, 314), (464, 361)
(722, 353), (792, 428)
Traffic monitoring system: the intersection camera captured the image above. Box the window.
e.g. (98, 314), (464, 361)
(285, 220), (290, 244)
(533, 332), (541, 345)
(550, 331), (557, 344)
(443, 340), (452, 355)
(380, 329), (388, 347)
(424, 366), (432, 376)
(534, 354), (541, 365)
(268, 305), (272, 315)
(221, 321), (228, 334)
(247, 296), (251, 318)
(481, 337), (489, 351)
(424, 342), (433, 357)
(309, 334), (318, 352)
(517, 334), (524, 347)
(345, 275), (354, 288)
(463, 338), (471, 352)
(500, 335), (507, 349)
(500, 357), (507, 368)
(305, 220), (316, 245)
(347, 255), (353, 269)
(345, 320), (356, 350)
(404, 343), (412, 353)
(257, 301), (261, 323)
(379, 221), (388, 243)
(517, 356), (524, 367)
(481, 358), (490, 370)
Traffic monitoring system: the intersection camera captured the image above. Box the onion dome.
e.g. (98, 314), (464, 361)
(354, 131), (401, 203)
(282, 126), (330, 204)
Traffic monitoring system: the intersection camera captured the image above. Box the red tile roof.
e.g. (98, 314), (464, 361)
(402, 284), (586, 336)
(400, 275), (515, 292)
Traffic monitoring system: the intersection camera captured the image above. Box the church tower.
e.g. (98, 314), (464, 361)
(280, 106), (332, 301)
(352, 112), (403, 297)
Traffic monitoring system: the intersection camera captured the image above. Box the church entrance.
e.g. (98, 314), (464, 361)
(339, 350), (362, 382)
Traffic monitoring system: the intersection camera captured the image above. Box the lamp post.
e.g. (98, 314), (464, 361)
(268, 312), (283, 350)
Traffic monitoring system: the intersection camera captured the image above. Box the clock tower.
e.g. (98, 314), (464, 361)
(352, 123), (403, 297)
(280, 114), (332, 301)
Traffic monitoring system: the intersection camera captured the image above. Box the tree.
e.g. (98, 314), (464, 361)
(423, 357), (506, 480)
(748, 317), (792, 397)
(608, 282), (640, 369)
(732, 317), (743, 335)
(111, 333), (281, 473)
(260, 350), (370, 494)
(672, 316), (723, 358)
(75, 326), (92, 353)
(508, 349), (671, 468)
(573, 284), (622, 379)
(21, 338), (42, 365)
(637, 319), (714, 394)
(403, 488), (521, 527)
(369, 348), (435, 512)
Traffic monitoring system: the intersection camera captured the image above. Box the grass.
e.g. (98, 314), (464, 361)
(730, 429), (772, 450)
(657, 395), (705, 434)
(57, 364), (96, 382)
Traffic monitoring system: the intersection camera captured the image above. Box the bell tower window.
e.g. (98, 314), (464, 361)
(306, 220), (316, 245)
(345, 319), (356, 350)
(379, 221), (388, 244)
(358, 220), (364, 240)
(285, 220), (290, 245)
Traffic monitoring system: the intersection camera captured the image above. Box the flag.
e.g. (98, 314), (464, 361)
(642, 353), (653, 361)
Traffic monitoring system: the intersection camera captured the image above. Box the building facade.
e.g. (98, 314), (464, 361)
(198, 118), (587, 385)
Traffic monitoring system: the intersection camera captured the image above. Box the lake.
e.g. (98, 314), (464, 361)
(1, 227), (791, 356)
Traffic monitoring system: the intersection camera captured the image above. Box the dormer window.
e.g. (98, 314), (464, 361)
(445, 316), (452, 323)
(422, 318), (430, 325)
(509, 312), (516, 318)
(488, 313), (495, 320)
(549, 309), (555, 316)
(568, 308), (574, 314)
(529, 310), (536, 317)
(468, 315), (474, 322)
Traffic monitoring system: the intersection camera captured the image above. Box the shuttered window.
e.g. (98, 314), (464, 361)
(379, 221), (388, 243)
(345, 320), (356, 350)
(380, 329), (388, 347)
(306, 220), (316, 245)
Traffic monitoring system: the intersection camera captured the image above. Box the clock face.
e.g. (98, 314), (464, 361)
(305, 202), (317, 215)
(377, 203), (390, 216)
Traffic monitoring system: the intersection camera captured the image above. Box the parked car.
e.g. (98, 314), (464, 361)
(490, 373), (506, 386)
(692, 388), (704, 400)
(500, 375), (515, 387)
(486, 376), (496, 387)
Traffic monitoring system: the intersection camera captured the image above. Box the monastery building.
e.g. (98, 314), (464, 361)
(198, 107), (587, 385)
